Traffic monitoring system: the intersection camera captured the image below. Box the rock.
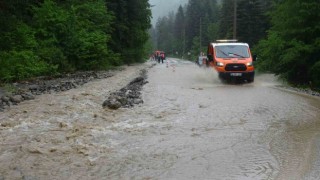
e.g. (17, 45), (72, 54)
(125, 90), (132, 96)
(0, 105), (3, 112)
(130, 77), (144, 84)
(71, 82), (78, 88)
(21, 92), (35, 100)
(103, 98), (122, 110)
(102, 69), (148, 109)
(10, 95), (23, 103)
(1, 96), (10, 102)
(133, 99), (143, 104)
(29, 84), (40, 90)
(117, 97), (128, 105)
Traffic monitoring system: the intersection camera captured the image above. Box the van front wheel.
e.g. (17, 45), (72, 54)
(247, 76), (254, 83)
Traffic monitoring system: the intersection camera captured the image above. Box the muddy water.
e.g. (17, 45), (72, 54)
(1, 59), (320, 179)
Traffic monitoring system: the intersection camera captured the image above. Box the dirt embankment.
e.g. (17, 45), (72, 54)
(0, 70), (118, 111)
(0, 62), (155, 179)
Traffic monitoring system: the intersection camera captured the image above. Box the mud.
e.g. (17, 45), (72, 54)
(0, 58), (320, 179)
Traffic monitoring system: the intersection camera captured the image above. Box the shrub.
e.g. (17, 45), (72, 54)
(0, 50), (57, 82)
(310, 61), (320, 89)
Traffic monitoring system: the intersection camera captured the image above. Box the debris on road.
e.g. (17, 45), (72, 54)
(103, 69), (148, 109)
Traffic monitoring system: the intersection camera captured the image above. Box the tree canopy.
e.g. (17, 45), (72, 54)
(152, 0), (319, 89)
(0, 0), (152, 82)
(254, 0), (320, 88)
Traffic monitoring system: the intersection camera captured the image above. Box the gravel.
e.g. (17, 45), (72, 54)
(0, 71), (115, 111)
(102, 69), (148, 109)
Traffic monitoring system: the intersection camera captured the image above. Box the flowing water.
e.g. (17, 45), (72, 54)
(0, 58), (320, 179)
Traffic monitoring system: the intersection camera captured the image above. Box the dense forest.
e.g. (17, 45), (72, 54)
(152, 0), (320, 89)
(152, 0), (270, 58)
(0, 0), (319, 89)
(0, 0), (151, 82)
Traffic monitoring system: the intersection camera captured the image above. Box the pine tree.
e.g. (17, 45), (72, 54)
(237, 0), (268, 47)
(106, 0), (151, 64)
(174, 5), (185, 56)
(219, 0), (234, 39)
(254, 0), (320, 87)
(185, 0), (202, 51)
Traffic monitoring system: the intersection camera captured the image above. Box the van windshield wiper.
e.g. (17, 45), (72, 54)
(228, 53), (245, 58)
(216, 49), (229, 58)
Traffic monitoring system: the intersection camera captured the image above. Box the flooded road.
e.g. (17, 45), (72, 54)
(1, 58), (320, 179)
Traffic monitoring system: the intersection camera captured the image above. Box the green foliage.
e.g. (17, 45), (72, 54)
(185, 0), (219, 50)
(219, 0), (271, 46)
(237, 0), (269, 47)
(2, 84), (17, 95)
(107, 0), (151, 64)
(0, 50), (56, 82)
(310, 61), (320, 88)
(173, 6), (185, 56)
(254, 0), (320, 87)
(207, 23), (219, 42)
(153, 0), (219, 57)
(156, 16), (175, 54)
(218, 0), (234, 39)
(0, 0), (152, 83)
(32, 0), (71, 71)
(67, 0), (119, 69)
(33, 0), (117, 71)
(190, 36), (200, 60)
(0, 10), (57, 82)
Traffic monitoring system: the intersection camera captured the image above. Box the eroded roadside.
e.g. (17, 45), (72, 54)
(0, 70), (115, 112)
(0, 62), (154, 179)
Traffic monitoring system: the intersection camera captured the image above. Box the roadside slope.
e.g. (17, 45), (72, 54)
(0, 62), (152, 179)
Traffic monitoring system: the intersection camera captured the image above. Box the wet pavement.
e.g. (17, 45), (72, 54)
(0, 58), (320, 179)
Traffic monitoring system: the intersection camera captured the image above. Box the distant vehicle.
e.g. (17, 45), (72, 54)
(207, 40), (257, 83)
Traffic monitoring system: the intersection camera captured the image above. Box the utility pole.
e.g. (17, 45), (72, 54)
(233, 0), (237, 39)
(183, 28), (186, 59)
(200, 17), (202, 55)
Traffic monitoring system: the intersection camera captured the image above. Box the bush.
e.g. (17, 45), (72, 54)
(0, 50), (57, 82)
(310, 61), (320, 89)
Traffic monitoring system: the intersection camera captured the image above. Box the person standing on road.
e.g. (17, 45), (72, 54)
(160, 53), (165, 63)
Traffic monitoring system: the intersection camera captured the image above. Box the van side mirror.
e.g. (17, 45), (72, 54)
(207, 54), (213, 62)
(253, 55), (257, 61)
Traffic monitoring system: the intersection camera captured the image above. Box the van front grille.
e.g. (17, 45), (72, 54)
(225, 63), (247, 71)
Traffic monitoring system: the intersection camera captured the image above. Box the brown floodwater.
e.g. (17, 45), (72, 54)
(0, 59), (319, 179)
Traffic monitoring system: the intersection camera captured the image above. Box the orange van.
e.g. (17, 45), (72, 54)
(207, 40), (256, 82)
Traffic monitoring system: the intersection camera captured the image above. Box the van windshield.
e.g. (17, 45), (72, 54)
(215, 45), (250, 58)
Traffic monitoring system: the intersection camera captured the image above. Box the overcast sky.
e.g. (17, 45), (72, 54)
(149, 0), (188, 26)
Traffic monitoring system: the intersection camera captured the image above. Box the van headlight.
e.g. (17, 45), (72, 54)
(247, 62), (253, 67)
(216, 62), (224, 67)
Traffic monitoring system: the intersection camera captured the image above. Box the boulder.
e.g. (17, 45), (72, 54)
(10, 95), (23, 103)
(29, 84), (40, 91)
(133, 99), (143, 104)
(1, 96), (10, 102)
(102, 98), (122, 110)
(22, 92), (35, 100)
